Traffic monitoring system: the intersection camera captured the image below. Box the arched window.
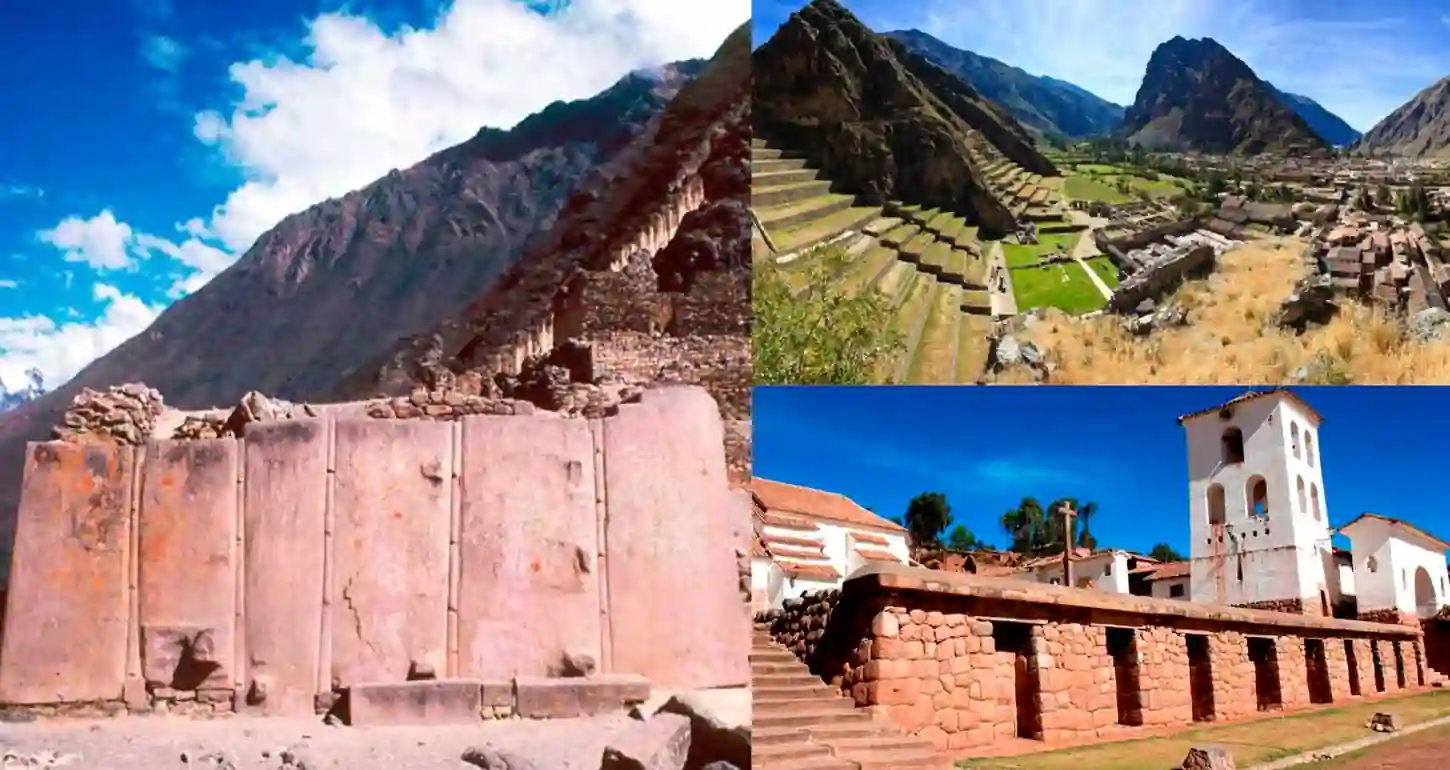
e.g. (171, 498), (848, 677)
(1247, 476), (1269, 518)
(1291, 422), (1301, 459)
(1305, 432), (1316, 468)
(1296, 476), (1307, 512)
(1222, 427), (1245, 464)
(1310, 484), (1321, 522)
(1207, 483), (1226, 526)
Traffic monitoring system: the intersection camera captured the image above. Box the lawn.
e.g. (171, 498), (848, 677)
(1062, 164), (1190, 203)
(1008, 261), (1108, 315)
(958, 690), (1450, 770)
(1000, 232), (1084, 268)
(1062, 175), (1130, 204)
(1084, 255), (1120, 289)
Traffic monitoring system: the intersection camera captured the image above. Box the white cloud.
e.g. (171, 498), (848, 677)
(903, 0), (1448, 131)
(142, 34), (188, 71)
(14, 0), (747, 395)
(0, 283), (164, 391)
(37, 211), (138, 270)
(0, 281), (17, 290)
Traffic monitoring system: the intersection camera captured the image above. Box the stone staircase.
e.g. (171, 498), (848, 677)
(752, 626), (953, 770)
(751, 137), (998, 384)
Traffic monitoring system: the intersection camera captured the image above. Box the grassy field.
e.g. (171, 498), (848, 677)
(958, 690), (1450, 770)
(1084, 255), (1120, 288)
(1060, 163), (1189, 203)
(1006, 237), (1450, 384)
(1001, 232), (1084, 268)
(1009, 261), (1108, 315)
(1062, 175), (1131, 203)
(1313, 721), (1450, 768)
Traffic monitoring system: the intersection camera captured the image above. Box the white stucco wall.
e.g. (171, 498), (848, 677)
(1150, 575), (1190, 599)
(754, 518), (910, 610)
(1345, 518), (1449, 618)
(1028, 552), (1131, 593)
(1349, 521), (1395, 614)
(1184, 394), (1331, 608)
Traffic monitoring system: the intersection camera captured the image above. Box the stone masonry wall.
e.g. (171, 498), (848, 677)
(769, 567), (1428, 753)
(2, 387), (749, 718)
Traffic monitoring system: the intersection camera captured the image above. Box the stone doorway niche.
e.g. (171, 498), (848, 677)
(1186, 633), (1215, 722)
(1343, 639), (1362, 696)
(1393, 641), (1407, 688)
(1106, 627), (1143, 726)
(1247, 637), (1283, 711)
(1304, 638), (1332, 704)
(993, 622), (1041, 740)
(1371, 643), (1386, 692)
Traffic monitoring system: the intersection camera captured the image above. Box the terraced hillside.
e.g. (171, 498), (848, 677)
(753, 138), (997, 385)
(966, 130), (1063, 221)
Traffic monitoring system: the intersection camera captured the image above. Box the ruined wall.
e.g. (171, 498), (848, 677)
(768, 565), (1426, 752)
(1108, 244), (1215, 313)
(588, 332), (750, 422)
(0, 387), (749, 716)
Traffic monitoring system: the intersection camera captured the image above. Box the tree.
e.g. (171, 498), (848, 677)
(1148, 543), (1184, 562)
(1001, 497), (1048, 554)
(1001, 497), (1100, 555)
(1376, 184), (1392, 208)
(753, 247), (903, 384)
(904, 492), (951, 547)
(946, 524), (980, 551)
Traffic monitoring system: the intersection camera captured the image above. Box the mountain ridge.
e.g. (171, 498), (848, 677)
(1356, 76), (1450, 158)
(1266, 85), (1361, 147)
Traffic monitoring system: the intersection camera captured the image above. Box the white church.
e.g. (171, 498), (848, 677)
(750, 389), (1450, 625)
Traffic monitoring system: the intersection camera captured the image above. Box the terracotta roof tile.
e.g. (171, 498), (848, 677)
(764, 534), (826, 550)
(856, 547), (900, 563)
(853, 532), (891, 546)
(771, 544), (827, 560)
(1176, 389), (1323, 425)
(782, 562), (840, 581)
(759, 510), (818, 532)
(750, 478), (906, 533)
(1143, 562), (1191, 581)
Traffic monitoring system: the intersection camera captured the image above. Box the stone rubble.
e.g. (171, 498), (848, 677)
(52, 383), (165, 445)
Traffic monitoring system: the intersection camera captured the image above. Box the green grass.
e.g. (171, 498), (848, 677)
(1009, 261), (1109, 315)
(1000, 232), (1084, 268)
(1063, 175), (1131, 203)
(957, 689), (1450, 770)
(1084, 256), (1120, 289)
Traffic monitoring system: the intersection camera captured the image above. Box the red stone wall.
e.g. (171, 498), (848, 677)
(1206, 631), (1257, 721)
(1349, 638), (1376, 696)
(1275, 637), (1311, 708)
(1135, 629), (1192, 726)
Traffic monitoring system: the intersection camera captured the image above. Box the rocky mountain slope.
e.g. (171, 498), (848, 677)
(0, 38), (751, 563)
(0, 370), (43, 414)
(1357, 76), (1450, 157)
(753, 0), (1056, 237)
(1120, 36), (1328, 155)
(887, 29), (1124, 140)
(1268, 86), (1361, 147)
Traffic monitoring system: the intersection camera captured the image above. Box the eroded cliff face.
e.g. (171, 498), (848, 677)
(330, 20), (754, 479)
(1120, 36), (1327, 154)
(751, 0), (1056, 237)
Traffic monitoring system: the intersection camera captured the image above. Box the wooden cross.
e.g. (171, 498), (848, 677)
(1059, 503), (1076, 588)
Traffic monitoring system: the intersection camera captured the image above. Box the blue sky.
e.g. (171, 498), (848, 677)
(753, 387), (1448, 557)
(0, 0), (746, 397)
(753, 0), (1450, 132)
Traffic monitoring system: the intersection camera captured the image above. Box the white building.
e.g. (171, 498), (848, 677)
(749, 478), (910, 612)
(1139, 561), (1191, 600)
(1181, 390), (1336, 614)
(1340, 513), (1450, 623)
(1022, 548), (1137, 593)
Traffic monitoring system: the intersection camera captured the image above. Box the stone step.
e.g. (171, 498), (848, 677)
(750, 650), (799, 663)
(904, 284), (961, 385)
(756, 194), (856, 232)
(826, 735), (935, 754)
(919, 241), (953, 275)
(754, 156), (810, 173)
(754, 695), (857, 715)
(753, 179), (835, 208)
(752, 146), (785, 161)
(753, 741), (834, 765)
(863, 217), (902, 237)
(756, 756), (856, 770)
(766, 205), (881, 255)
(753, 684), (841, 701)
(755, 167), (821, 187)
(880, 262), (919, 309)
(752, 726), (813, 747)
(793, 722), (889, 742)
(879, 224), (921, 249)
(753, 661), (810, 675)
(854, 750), (950, 770)
(889, 277), (940, 384)
(836, 246), (898, 298)
(753, 707), (874, 730)
(753, 672), (825, 688)
(751, 137), (768, 149)
(899, 231), (935, 261)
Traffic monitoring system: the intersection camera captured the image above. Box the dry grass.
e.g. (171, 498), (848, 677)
(958, 690), (1450, 770)
(1009, 237), (1450, 384)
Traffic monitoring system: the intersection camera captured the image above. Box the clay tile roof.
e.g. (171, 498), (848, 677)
(1176, 388), (1323, 425)
(771, 544), (827, 560)
(853, 532), (891, 546)
(781, 562), (841, 581)
(750, 478), (906, 533)
(855, 546), (900, 563)
(1340, 513), (1450, 551)
(1021, 547), (1095, 570)
(764, 534), (826, 550)
(751, 525), (769, 558)
(759, 510), (819, 532)
(1143, 561), (1191, 581)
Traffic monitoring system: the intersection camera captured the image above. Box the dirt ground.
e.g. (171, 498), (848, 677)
(0, 713), (641, 769)
(1316, 723), (1450, 769)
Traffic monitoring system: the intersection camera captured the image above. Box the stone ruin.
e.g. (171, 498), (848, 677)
(1101, 218), (1236, 317)
(2, 385), (750, 769)
(761, 563), (1433, 755)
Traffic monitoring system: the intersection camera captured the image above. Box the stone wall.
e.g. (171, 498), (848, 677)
(1108, 244), (1215, 313)
(767, 564), (1427, 753)
(0, 387), (750, 717)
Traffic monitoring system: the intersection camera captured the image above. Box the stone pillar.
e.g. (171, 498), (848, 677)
(1034, 622), (1111, 740)
(1411, 638), (1429, 687)
(1350, 639), (1375, 696)
(1325, 637), (1352, 701)
(1374, 640), (1401, 693)
(1207, 631), (1256, 720)
(1274, 637), (1311, 708)
(1137, 628), (1192, 727)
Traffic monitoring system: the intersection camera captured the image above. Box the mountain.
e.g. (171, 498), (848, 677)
(1267, 85), (1361, 147)
(0, 370), (43, 413)
(753, 0), (1056, 237)
(886, 29), (1124, 139)
(0, 30), (751, 567)
(1357, 76), (1450, 158)
(1120, 36), (1328, 155)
